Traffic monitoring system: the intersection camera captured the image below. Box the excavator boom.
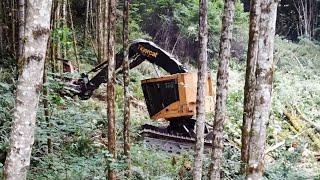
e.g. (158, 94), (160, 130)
(72, 39), (187, 99)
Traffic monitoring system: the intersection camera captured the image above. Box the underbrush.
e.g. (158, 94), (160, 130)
(0, 59), (15, 177)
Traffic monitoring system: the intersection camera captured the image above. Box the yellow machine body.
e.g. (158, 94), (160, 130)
(141, 72), (215, 121)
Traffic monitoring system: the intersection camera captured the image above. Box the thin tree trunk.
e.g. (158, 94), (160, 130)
(90, 0), (94, 39)
(0, 28), (3, 57)
(49, 0), (56, 75)
(3, 0), (52, 179)
(61, 0), (69, 73)
(11, 0), (16, 58)
(62, 0), (67, 59)
(2, 0), (10, 56)
(293, 0), (317, 39)
(209, 0), (236, 179)
(67, 0), (80, 71)
(43, 53), (52, 154)
(102, 0), (108, 64)
(0, 1), (4, 56)
(1, 0), (10, 50)
(241, 0), (261, 174)
(97, 0), (102, 63)
(51, 0), (59, 74)
(247, 0), (279, 179)
(18, 0), (25, 58)
(45, 7), (54, 152)
(193, 0), (208, 179)
(55, 0), (62, 74)
(123, 0), (131, 178)
(84, 0), (89, 42)
(106, 0), (117, 179)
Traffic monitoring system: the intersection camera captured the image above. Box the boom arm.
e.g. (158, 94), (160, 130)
(74, 39), (188, 99)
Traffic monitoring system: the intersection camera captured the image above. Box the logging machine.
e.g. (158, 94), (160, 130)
(66, 39), (215, 153)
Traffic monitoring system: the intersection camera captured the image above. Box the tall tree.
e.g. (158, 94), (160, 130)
(84, 0), (90, 41)
(0, 1), (13, 56)
(18, 0), (25, 58)
(241, 0), (261, 173)
(193, 0), (208, 179)
(54, 0), (62, 73)
(209, 0), (236, 179)
(247, 0), (279, 179)
(11, 0), (17, 57)
(102, 0), (108, 65)
(43, 53), (52, 154)
(0, 1), (6, 56)
(106, 0), (117, 179)
(62, 0), (67, 59)
(97, 0), (104, 63)
(67, 0), (80, 71)
(123, 0), (131, 178)
(293, 0), (318, 38)
(3, 0), (53, 179)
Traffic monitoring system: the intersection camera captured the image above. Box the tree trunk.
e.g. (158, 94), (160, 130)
(55, 0), (62, 74)
(1, 1), (10, 55)
(293, 0), (318, 38)
(67, 0), (80, 71)
(43, 53), (52, 154)
(123, 0), (131, 178)
(62, 0), (67, 59)
(209, 0), (236, 179)
(11, 0), (16, 58)
(0, 2), (4, 56)
(247, 0), (278, 179)
(97, 0), (104, 63)
(90, 0), (95, 39)
(3, 0), (52, 179)
(61, 0), (70, 73)
(106, 0), (117, 179)
(18, 0), (25, 58)
(240, 0), (261, 174)
(52, 0), (59, 74)
(84, 0), (89, 41)
(102, 0), (108, 64)
(193, 0), (208, 179)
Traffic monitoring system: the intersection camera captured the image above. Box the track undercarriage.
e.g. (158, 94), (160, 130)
(141, 118), (214, 154)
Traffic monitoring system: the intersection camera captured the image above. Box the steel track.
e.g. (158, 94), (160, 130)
(141, 124), (213, 154)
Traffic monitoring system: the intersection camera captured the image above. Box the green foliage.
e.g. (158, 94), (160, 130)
(79, 45), (98, 67)
(130, 144), (193, 179)
(275, 37), (320, 76)
(51, 19), (81, 68)
(130, 0), (248, 64)
(0, 58), (15, 178)
(264, 149), (319, 179)
(128, 68), (148, 101)
(173, 0), (248, 52)
(226, 89), (244, 140)
(28, 150), (108, 179)
(51, 24), (74, 52)
(0, 83), (13, 151)
(221, 145), (243, 180)
(132, 0), (247, 39)
(173, 0), (226, 37)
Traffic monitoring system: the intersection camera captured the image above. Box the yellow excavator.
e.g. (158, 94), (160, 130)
(67, 39), (215, 152)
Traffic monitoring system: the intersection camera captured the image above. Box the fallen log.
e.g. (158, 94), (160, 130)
(284, 110), (320, 150)
(295, 106), (320, 132)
